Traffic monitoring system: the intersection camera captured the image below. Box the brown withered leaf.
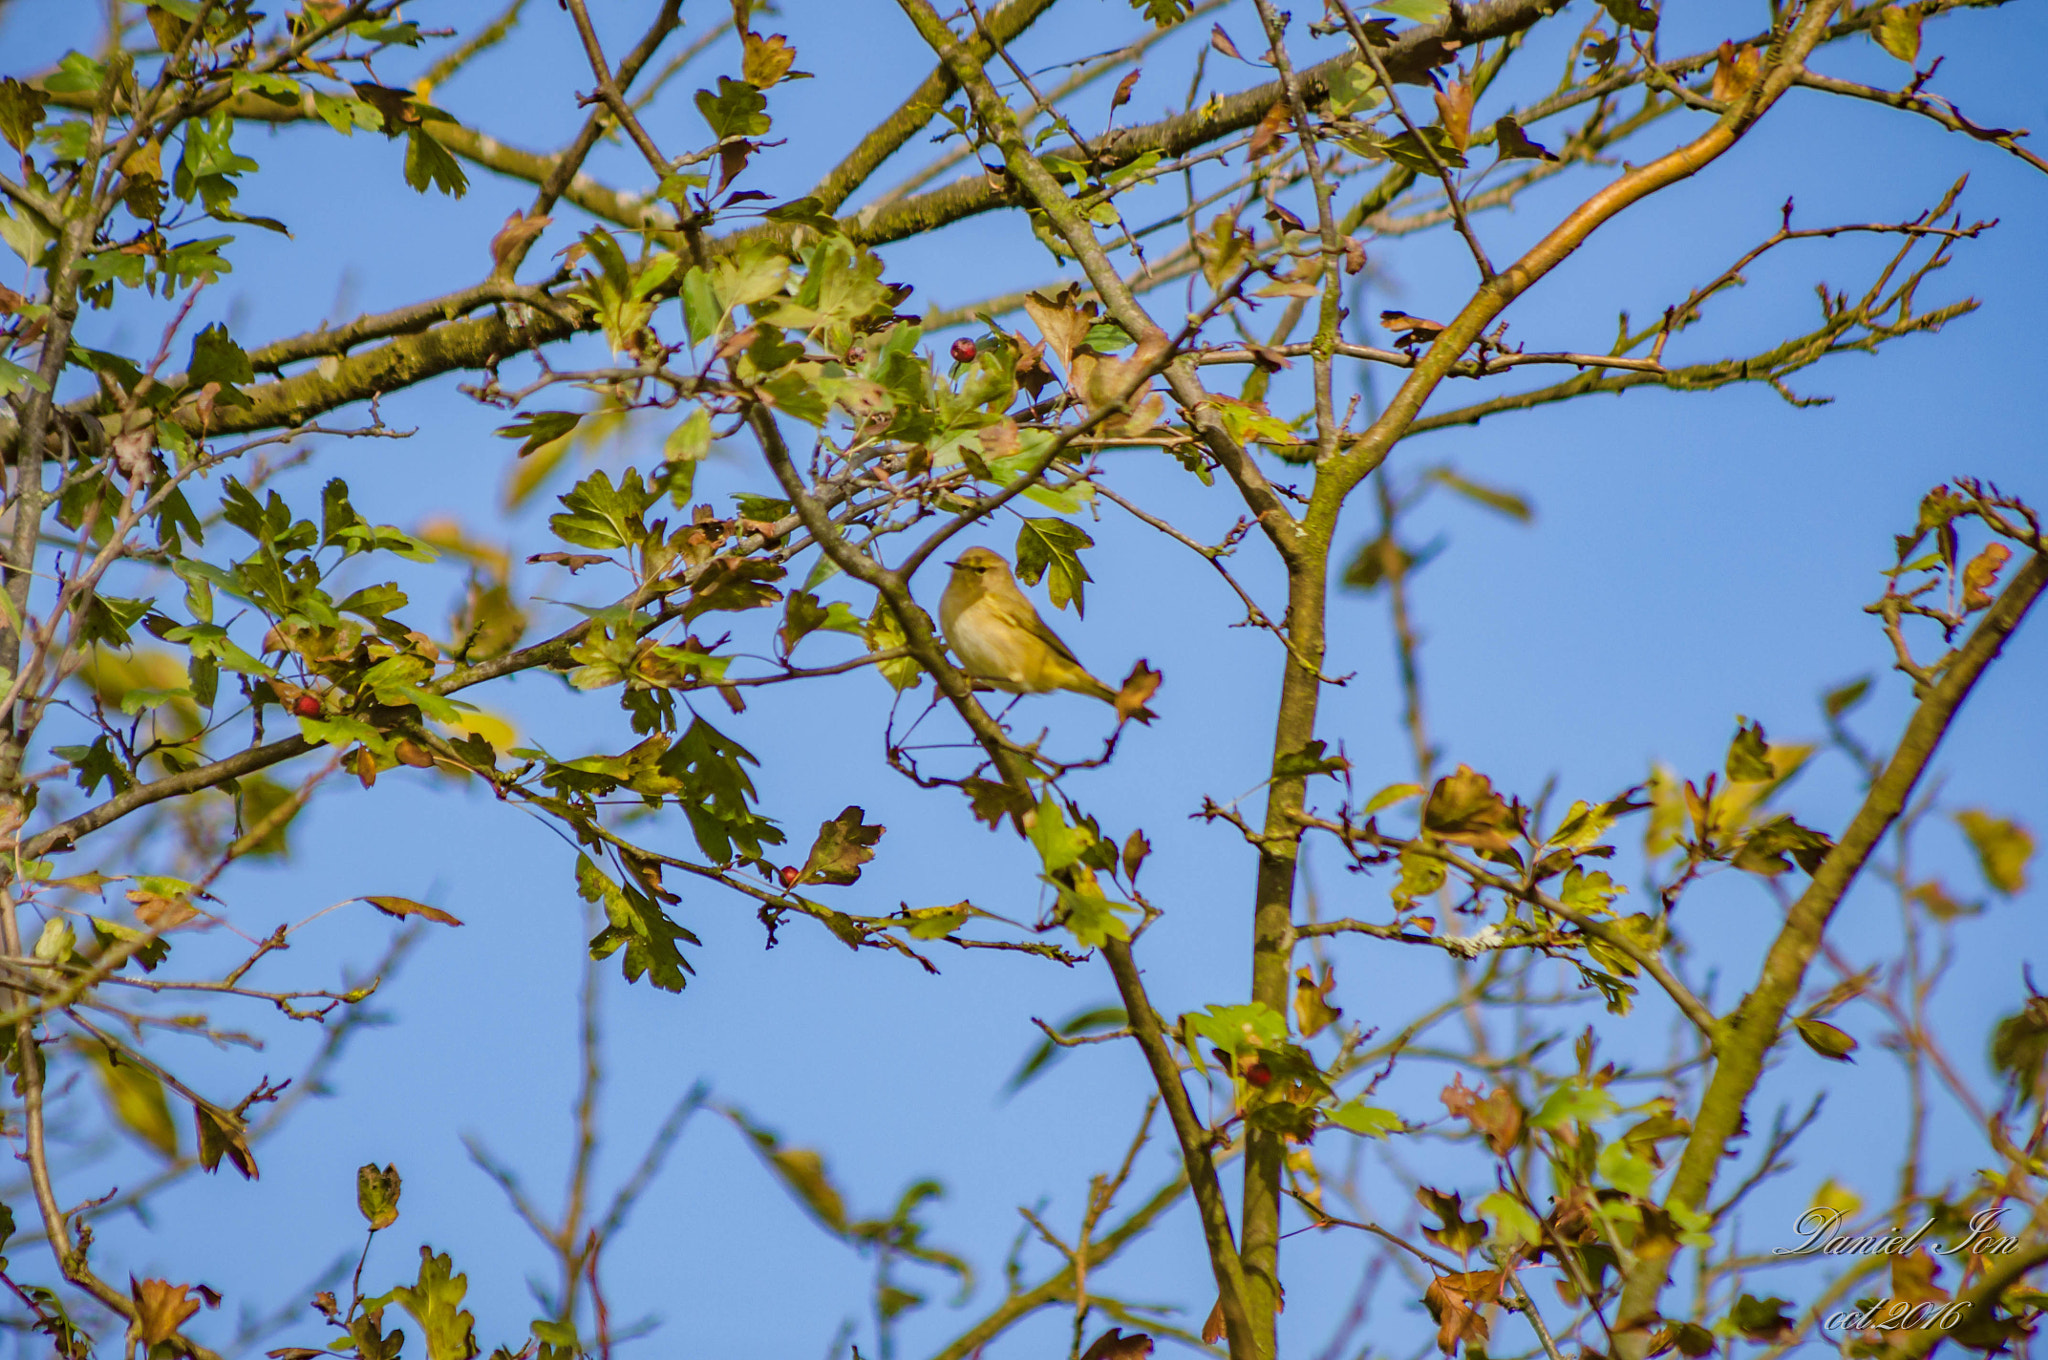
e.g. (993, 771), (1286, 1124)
(1422, 765), (1518, 853)
(1110, 69), (1141, 110)
(1294, 963), (1342, 1037)
(131, 1277), (203, 1347)
(1423, 1269), (1503, 1355)
(1433, 78), (1474, 153)
(717, 140), (753, 193)
(392, 739), (435, 769)
(128, 888), (198, 930)
(1209, 24), (1245, 61)
(1892, 1250), (1948, 1306)
(1114, 660), (1161, 725)
(527, 552), (612, 573)
(1122, 829), (1151, 883)
(1440, 1072), (1480, 1118)
(1012, 339), (1058, 399)
(489, 210), (551, 272)
(1712, 41), (1762, 103)
(1469, 1085), (1524, 1155)
(1080, 1328), (1154, 1360)
(1022, 285), (1092, 378)
(683, 554), (785, 623)
(195, 1102), (258, 1180)
(1343, 237), (1367, 275)
(1961, 541), (2012, 611)
(1248, 100), (1292, 158)
(0, 282), (23, 313)
(363, 895), (465, 927)
(1381, 309), (1446, 344)
(1202, 1299), (1227, 1345)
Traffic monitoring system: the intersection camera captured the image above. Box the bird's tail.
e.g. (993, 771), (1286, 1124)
(1071, 671), (1156, 724)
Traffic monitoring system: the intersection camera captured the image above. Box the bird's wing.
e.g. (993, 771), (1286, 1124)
(985, 591), (1085, 666)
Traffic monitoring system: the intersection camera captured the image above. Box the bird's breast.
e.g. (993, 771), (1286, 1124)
(949, 597), (1050, 692)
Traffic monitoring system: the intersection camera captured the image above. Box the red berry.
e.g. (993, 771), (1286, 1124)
(292, 693), (322, 718)
(950, 337), (978, 363)
(1244, 1062), (1273, 1088)
(779, 866), (800, 890)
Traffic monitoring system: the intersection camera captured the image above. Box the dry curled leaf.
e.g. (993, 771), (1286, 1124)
(128, 888), (198, 929)
(1712, 41), (1762, 103)
(1961, 541), (2011, 611)
(489, 209), (551, 271)
(363, 895), (464, 926)
(131, 1277), (203, 1348)
(1433, 78), (1474, 153)
(1114, 659), (1161, 725)
(1080, 1328), (1155, 1360)
(1248, 100), (1291, 158)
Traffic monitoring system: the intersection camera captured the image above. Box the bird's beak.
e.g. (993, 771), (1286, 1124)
(946, 558), (967, 569)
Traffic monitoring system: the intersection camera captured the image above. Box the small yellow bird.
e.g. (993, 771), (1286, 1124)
(940, 546), (1150, 718)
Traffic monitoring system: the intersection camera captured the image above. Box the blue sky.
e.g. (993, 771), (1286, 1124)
(2, 1), (2044, 1356)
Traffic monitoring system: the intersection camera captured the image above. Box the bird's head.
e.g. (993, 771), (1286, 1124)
(947, 546), (1012, 587)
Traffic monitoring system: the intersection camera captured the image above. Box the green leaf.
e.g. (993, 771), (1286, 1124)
(1327, 63), (1381, 116)
(727, 1107), (850, 1234)
(1188, 1002), (1287, 1057)
(44, 52), (106, 94)
(865, 598), (922, 691)
(1027, 791), (1090, 875)
(387, 1247), (477, 1360)
(1056, 871), (1133, 947)
(0, 355), (48, 398)
(0, 77), (48, 152)
(186, 322), (252, 389)
(1872, 6), (1921, 64)
(1725, 718), (1774, 782)
(1957, 809), (2032, 895)
(695, 77), (770, 140)
(1371, 0), (1446, 18)
(1275, 739), (1348, 780)
(1792, 1016), (1857, 1062)
(1596, 0), (1658, 32)
(1729, 1295), (1795, 1342)
(1325, 1101), (1402, 1138)
(659, 717), (783, 863)
(1426, 467), (1532, 521)
(1492, 115), (1558, 162)
(1532, 1082), (1620, 1130)
(1478, 1189), (1542, 1246)
(796, 805), (883, 886)
(1822, 675), (1871, 719)
(1733, 814), (1834, 877)
(357, 1163), (402, 1229)
(404, 128), (468, 197)
(580, 854), (700, 992)
(1005, 1004), (1126, 1092)
(1132, 0), (1193, 26)
(497, 410), (581, 459)
(85, 1042), (178, 1159)
(1013, 517), (1095, 615)
(551, 468), (654, 552)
